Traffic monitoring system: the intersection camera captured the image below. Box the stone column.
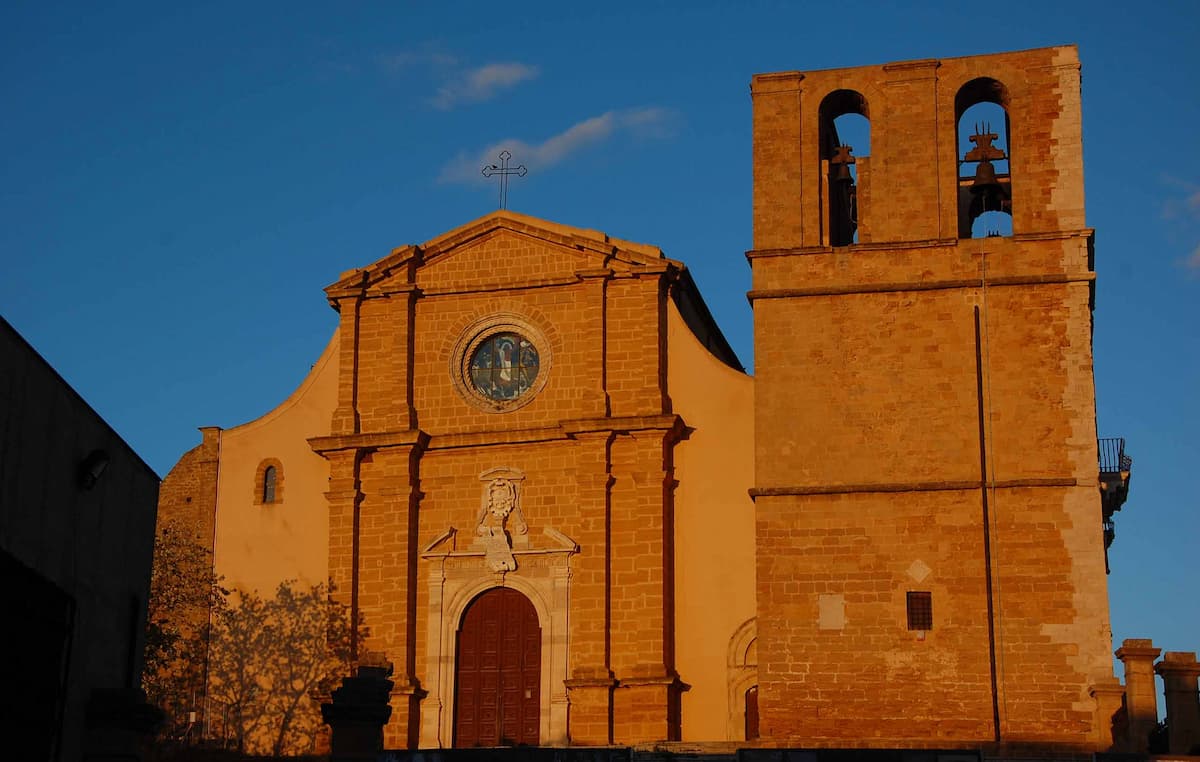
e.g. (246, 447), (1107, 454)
(357, 437), (428, 749)
(1156, 651), (1200, 755)
(1115, 638), (1161, 753)
(609, 424), (682, 745)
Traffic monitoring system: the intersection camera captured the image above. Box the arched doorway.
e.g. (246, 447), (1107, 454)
(454, 587), (541, 747)
(744, 685), (759, 741)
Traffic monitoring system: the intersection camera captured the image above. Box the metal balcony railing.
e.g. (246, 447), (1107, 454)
(1098, 437), (1132, 473)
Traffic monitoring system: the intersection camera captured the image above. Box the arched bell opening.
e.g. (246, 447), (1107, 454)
(971, 210), (1013, 238)
(956, 77), (1013, 239)
(819, 89), (870, 246)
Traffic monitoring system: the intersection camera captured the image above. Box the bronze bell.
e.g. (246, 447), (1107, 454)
(971, 158), (1000, 193)
(970, 158), (1007, 215)
(830, 144), (855, 184)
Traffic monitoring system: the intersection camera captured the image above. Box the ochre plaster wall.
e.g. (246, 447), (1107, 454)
(212, 332), (339, 595)
(667, 303), (755, 742)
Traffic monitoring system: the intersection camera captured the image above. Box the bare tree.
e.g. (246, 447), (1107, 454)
(207, 580), (357, 755)
(143, 517), (224, 742)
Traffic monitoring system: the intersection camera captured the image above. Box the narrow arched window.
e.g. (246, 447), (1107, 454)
(956, 77), (1013, 238)
(254, 459), (283, 505)
(262, 466), (277, 503)
(819, 89), (870, 246)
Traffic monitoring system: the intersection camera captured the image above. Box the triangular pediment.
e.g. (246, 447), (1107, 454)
(324, 210), (679, 301)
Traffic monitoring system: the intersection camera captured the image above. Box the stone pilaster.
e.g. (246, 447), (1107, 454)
(319, 449), (363, 650)
(328, 287), (364, 435)
(357, 435), (428, 749)
(357, 285), (417, 432)
(565, 677), (616, 746)
(564, 429), (614, 744)
(609, 421), (683, 743)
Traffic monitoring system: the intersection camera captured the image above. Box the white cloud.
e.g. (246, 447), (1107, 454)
(438, 108), (678, 185)
(1187, 244), (1200, 271)
(1160, 176), (1200, 221)
(1160, 177), (1200, 273)
(376, 49), (459, 74)
(618, 106), (677, 138)
(432, 62), (539, 110)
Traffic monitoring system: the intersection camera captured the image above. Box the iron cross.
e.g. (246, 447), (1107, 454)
(481, 150), (527, 209)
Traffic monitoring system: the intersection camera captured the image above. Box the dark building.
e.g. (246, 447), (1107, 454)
(0, 315), (160, 761)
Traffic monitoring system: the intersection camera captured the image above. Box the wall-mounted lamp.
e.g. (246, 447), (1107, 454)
(78, 449), (110, 490)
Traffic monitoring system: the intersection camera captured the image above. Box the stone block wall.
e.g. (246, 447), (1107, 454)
(157, 426), (220, 559)
(312, 215), (698, 748)
(749, 47), (1112, 750)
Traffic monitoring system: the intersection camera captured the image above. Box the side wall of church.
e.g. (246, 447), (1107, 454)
(750, 47), (1112, 750)
(154, 425), (221, 710)
(210, 333), (339, 595)
(667, 305), (756, 742)
(158, 426), (221, 561)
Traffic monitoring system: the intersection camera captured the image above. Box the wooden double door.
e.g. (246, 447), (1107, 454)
(454, 587), (541, 747)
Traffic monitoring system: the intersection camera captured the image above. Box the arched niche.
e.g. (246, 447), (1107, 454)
(726, 617), (758, 740)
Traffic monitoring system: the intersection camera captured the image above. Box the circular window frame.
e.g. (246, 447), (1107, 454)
(450, 313), (551, 413)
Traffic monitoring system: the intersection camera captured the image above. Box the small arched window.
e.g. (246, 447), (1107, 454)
(263, 466), (277, 503)
(254, 459), (283, 505)
(819, 89), (871, 246)
(956, 77), (1013, 238)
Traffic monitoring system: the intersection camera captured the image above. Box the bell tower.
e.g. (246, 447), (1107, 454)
(748, 47), (1114, 751)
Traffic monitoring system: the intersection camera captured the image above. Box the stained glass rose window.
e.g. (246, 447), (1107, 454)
(451, 315), (551, 413)
(468, 332), (540, 402)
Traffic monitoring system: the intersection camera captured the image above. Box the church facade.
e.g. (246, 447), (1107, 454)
(159, 46), (1125, 753)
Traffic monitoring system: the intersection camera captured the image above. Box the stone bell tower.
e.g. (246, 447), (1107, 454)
(748, 46), (1115, 751)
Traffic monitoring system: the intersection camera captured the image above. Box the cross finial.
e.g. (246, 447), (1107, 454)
(481, 150), (527, 210)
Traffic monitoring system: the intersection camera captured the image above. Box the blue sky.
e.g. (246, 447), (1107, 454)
(3, 2), (1197, 694)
